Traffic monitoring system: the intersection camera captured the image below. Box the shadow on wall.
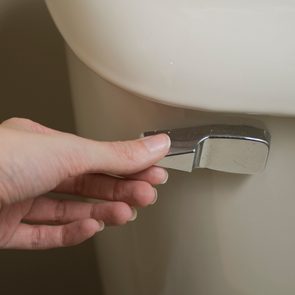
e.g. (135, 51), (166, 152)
(0, 1), (101, 294)
(0, 0), (73, 129)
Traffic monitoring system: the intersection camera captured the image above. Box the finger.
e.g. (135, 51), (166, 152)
(2, 118), (171, 176)
(46, 133), (171, 178)
(4, 219), (104, 250)
(127, 166), (169, 185)
(22, 197), (137, 225)
(55, 174), (158, 207)
(1, 117), (60, 134)
(90, 134), (171, 175)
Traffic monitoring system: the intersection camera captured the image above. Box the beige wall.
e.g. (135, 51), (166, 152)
(0, 1), (100, 294)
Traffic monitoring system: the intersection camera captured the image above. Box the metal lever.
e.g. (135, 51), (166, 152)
(144, 125), (271, 174)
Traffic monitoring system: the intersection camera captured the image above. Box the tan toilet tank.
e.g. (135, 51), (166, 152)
(46, 1), (295, 294)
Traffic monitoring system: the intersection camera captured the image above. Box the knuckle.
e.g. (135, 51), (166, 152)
(112, 180), (125, 202)
(31, 226), (42, 249)
(2, 117), (27, 125)
(73, 175), (87, 195)
(109, 140), (149, 173)
(28, 122), (49, 134)
(110, 141), (138, 163)
(55, 200), (66, 222)
(1, 117), (50, 134)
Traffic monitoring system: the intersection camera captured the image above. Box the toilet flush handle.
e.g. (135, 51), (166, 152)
(143, 125), (271, 175)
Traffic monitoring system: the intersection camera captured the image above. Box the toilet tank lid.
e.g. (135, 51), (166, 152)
(46, 0), (295, 117)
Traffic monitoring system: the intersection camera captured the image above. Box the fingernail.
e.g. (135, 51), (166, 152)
(142, 134), (171, 153)
(161, 171), (169, 184)
(151, 188), (158, 205)
(97, 221), (105, 232)
(129, 207), (138, 221)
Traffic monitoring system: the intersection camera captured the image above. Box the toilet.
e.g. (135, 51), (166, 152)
(46, 1), (295, 294)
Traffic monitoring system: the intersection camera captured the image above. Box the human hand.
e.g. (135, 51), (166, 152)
(0, 118), (170, 250)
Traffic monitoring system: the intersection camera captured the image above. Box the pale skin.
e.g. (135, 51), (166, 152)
(0, 118), (170, 250)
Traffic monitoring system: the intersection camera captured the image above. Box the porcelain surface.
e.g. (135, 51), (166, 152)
(65, 48), (295, 295)
(46, 0), (295, 115)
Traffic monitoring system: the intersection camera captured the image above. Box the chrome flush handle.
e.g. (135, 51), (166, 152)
(143, 125), (271, 174)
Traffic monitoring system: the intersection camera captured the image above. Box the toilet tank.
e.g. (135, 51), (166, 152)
(46, 0), (295, 116)
(45, 2), (295, 295)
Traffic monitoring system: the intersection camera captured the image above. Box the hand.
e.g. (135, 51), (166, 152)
(0, 118), (170, 250)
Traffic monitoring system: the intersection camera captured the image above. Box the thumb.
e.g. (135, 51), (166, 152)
(1, 118), (171, 176)
(70, 134), (171, 176)
(1, 118), (171, 175)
